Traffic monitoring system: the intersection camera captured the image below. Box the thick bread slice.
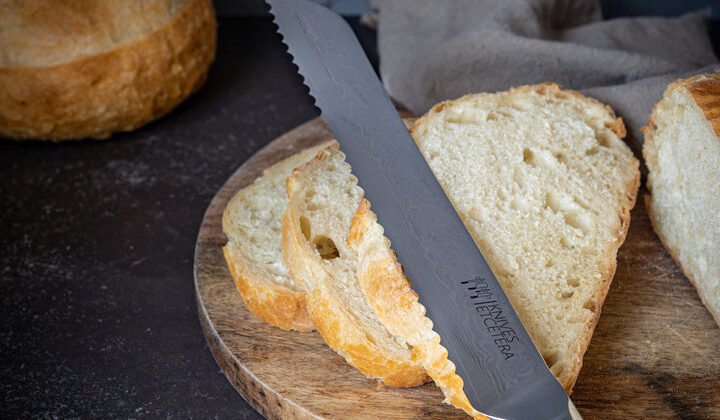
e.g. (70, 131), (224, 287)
(643, 72), (720, 327)
(349, 199), (485, 419)
(281, 142), (429, 387)
(222, 142), (332, 331)
(410, 83), (640, 392)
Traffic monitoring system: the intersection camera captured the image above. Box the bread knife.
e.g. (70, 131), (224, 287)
(266, 1), (582, 418)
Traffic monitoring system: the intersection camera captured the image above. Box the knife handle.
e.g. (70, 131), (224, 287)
(568, 399), (583, 420)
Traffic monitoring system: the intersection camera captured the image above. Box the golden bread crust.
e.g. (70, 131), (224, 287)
(1, 0), (188, 68)
(0, 0), (216, 141)
(349, 199), (488, 419)
(685, 73), (720, 137)
(281, 143), (429, 387)
(644, 72), (720, 142)
(222, 244), (314, 332)
(307, 286), (429, 388)
(221, 143), (335, 332)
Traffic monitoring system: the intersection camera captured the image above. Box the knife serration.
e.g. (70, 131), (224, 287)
(266, 1), (574, 418)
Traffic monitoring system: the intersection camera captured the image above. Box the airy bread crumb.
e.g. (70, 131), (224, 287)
(410, 83), (640, 392)
(643, 72), (720, 327)
(282, 142), (429, 387)
(225, 83), (640, 416)
(222, 142), (332, 331)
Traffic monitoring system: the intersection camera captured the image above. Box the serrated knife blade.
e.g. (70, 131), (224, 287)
(265, 1), (581, 419)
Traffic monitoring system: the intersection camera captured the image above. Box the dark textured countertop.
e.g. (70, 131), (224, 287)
(1, 17), (316, 419)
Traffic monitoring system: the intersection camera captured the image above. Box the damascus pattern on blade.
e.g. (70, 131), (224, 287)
(266, 1), (572, 418)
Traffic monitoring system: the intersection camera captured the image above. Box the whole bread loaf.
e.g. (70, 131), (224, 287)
(222, 142), (332, 331)
(0, 0), (216, 141)
(643, 72), (720, 327)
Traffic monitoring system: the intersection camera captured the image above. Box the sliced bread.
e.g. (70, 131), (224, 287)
(222, 142), (332, 331)
(237, 83), (638, 413)
(348, 199), (484, 418)
(643, 72), (720, 327)
(410, 83), (640, 392)
(281, 142), (430, 387)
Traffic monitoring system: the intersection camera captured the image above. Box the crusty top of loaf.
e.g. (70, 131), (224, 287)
(645, 72), (720, 141)
(0, 0), (187, 68)
(685, 73), (720, 137)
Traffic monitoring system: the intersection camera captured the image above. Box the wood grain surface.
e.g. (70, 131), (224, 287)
(194, 117), (720, 419)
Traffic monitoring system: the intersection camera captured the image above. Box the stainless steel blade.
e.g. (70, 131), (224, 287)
(266, 1), (574, 418)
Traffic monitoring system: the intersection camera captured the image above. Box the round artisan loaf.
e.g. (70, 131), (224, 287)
(0, 0), (217, 141)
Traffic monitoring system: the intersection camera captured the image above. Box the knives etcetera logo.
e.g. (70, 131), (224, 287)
(461, 276), (518, 360)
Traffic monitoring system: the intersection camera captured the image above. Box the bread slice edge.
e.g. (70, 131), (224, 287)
(222, 142), (333, 332)
(643, 72), (720, 327)
(409, 83), (640, 392)
(281, 141), (430, 387)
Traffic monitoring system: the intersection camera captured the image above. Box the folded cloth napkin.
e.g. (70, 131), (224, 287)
(373, 0), (718, 157)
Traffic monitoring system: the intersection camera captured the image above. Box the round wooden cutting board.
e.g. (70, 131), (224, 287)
(194, 117), (720, 420)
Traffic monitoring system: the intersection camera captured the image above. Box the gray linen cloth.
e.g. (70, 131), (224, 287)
(373, 0), (718, 157)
